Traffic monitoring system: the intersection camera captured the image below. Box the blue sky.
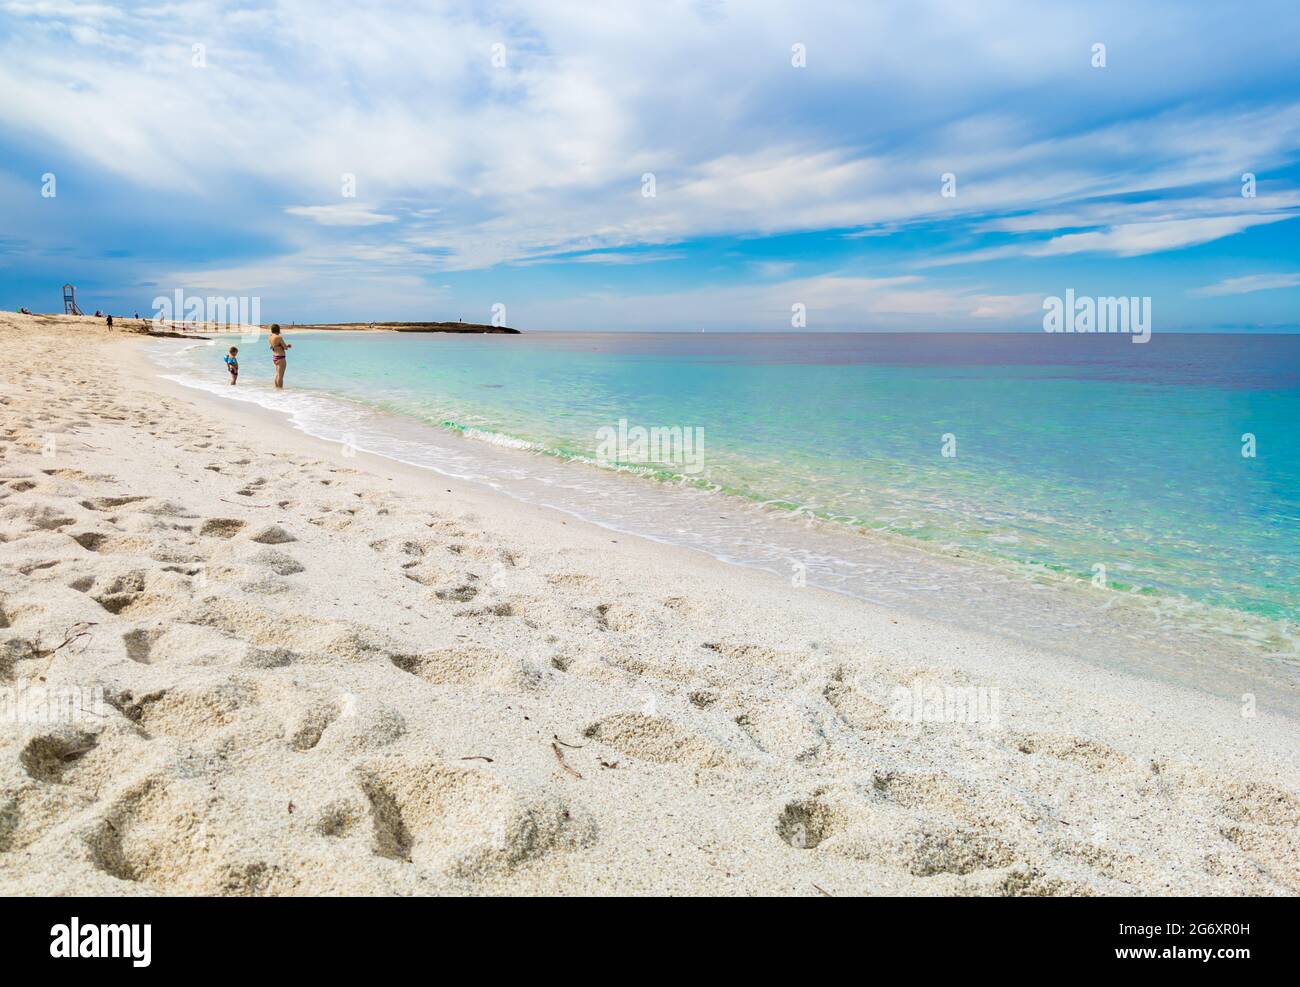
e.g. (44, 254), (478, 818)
(2, 0), (1299, 330)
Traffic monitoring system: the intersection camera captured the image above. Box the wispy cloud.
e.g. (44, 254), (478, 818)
(921, 195), (1300, 267)
(515, 250), (687, 267)
(2, 1), (122, 20)
(512, 274), (1044, 331)
(285, 204), (398, 227)
(1030, 214), (1295, 258)
(1191, 273), (1300, 296)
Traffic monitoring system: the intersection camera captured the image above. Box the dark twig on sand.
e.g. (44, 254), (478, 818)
(551, 741), (582, 779)
(39, 622), (98, 658)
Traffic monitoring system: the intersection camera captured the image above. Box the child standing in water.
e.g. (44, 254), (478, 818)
(268, 324), (291, 389)
(224, 346), (239, 385)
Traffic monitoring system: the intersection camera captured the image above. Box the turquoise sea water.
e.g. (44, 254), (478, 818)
(154, 330), (1300, 677)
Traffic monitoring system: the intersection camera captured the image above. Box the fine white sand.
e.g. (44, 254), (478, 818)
(1, 313), (1296, 896)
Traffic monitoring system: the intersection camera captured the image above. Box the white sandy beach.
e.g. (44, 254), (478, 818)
(1, 313), (1297, 896)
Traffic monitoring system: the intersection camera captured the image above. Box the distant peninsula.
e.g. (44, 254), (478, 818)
(290, 321), (521, 334)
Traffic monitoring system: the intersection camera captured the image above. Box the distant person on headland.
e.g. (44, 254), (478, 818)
(106, 314), (113, 328)
(269, 324), (291, 389)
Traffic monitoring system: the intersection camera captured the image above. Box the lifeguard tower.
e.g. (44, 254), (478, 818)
(62, 284), (84, 316)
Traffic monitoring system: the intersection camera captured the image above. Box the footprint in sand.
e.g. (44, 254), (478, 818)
(1211, 779), (1300, 892)
(263, 689), (344, 753)
(104, 683), (244, 740)
(70, 569), (147, 615)
(401, 564), (445, 587)
(3, 727), (110, 854)
(775, 786), (1029, 882)
(455, 601), (518, 619)
(78, 495), (147, 512)
(353, 758), (592, 876)
(1010, 733), (1136, 774)
(199, 518), (246, 539)
(775, 789), (856, 849)
(583, 712), (731, 769)
(701, 640), (793, 670)
(120, 621), (249, 666)
(85, 776), (297, 895)
(822, 667), (892, 732)
(42, 469), (103, 482)
(68, 531), (138, 554)
(735, 702), (826, 762)
(434, 581), (480, 603)
(598, 650), (713, 686)
(388, 646), (540, 691)
(594, 602), (664, 634)
(3, 503), (77, 532)
(871, 769), (1030, 829)
(18, 726), (101, 784)
(104, 674), (352, 757)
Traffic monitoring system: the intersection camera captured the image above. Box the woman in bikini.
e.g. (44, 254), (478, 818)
(268, 324), (291, 388)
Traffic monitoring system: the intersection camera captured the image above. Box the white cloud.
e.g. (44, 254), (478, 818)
(4, 2), (1300, 271)
(1028, 214), (1295, 258)
(974, 190), (1300, 235)
(2, 1), (121, 19)
(923, 192), (1300, 266)
(159, 250), (449, 321)
(1190, 273), (1300, 297)
(285, 204), (398, 227)
(515, 250), (686, 266)
(512, 274), (1044, 331)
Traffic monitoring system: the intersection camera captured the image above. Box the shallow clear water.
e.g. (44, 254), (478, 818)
(151, 330), (1300, 704)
